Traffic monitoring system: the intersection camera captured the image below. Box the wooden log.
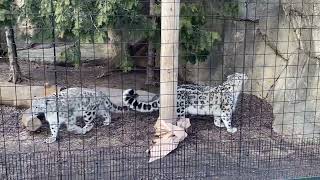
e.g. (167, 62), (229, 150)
(0, 81), (61, 108)
(0, 81), (62, 131)
(159, 0), (180, 124)
(5, 26), (22, 83)
(148, 0), (183, 163)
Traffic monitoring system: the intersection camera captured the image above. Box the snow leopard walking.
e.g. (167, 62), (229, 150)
(123, 73), (248, 133)
(30, 88), (127, 143)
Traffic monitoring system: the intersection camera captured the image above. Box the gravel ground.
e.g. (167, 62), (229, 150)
(0, 61), (320, 179)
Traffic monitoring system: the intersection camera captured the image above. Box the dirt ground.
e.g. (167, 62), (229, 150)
(0, 60), (320, 179)
(0, 59), (160, 93)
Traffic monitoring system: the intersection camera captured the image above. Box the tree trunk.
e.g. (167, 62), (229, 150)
(145, 42), (156, 85)
(147, 0), (183, 162)
(159, 0), (180, 124)
(145, 0), (156, 85)
(0, 29), (7, 60)
(5, 26), (22, 83)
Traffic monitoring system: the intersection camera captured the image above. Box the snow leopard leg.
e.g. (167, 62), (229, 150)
(176, 94), (187, 119)
(101, 111), (111, 126)
(220, 112), (237, 133)
(97, 102), (111, 126)
(45, 112), (61, 143)
(214, 117), (225, 127)
(177, 107), (186, 119)
(82, 110), (96, 133)
(66, 116), (86, 135)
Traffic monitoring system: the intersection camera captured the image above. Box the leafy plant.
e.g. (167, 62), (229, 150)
(95, 0), (153, 72)
(119, 55), (134, 72)
(21, 0), (237, 68)
(0, 0), (17, 26)
(223, 1), (239, 17)
(22, 0), (152, 70)
(20, 0), (53, 42)
(179, 3), (221, 64)
(59, 43), (81, 67)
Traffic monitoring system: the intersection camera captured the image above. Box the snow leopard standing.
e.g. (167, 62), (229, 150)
(123, 73), (248, 133)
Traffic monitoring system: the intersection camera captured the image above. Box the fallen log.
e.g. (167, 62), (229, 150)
(0, 81), (61, 108)
(0, 81), (62, 131)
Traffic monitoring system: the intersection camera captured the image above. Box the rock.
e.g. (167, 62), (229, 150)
(181, 0), (320, 140)
(271, 0), (320, 139)
(220, 0), (320, 140)
(21, 109), (42, 131)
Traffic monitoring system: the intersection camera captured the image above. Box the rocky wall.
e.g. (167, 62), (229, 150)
(184, 0), (320, 140)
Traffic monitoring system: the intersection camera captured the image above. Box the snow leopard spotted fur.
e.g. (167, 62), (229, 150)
(31, 88), (128, 143)
(123, 73), (248, 133)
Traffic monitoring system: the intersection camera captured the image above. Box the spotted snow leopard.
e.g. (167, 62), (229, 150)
(31, 88), (127, 143)
(123, 73), (248, 133)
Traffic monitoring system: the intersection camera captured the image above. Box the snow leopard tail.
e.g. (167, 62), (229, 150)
(123, 89), (160, 112)
(108, 101), (130, 113)
(100, 93), (130, 113)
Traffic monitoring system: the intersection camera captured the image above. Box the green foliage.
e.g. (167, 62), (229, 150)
(59, 43), (81, 67)
(21, 0), (233, 68)
(23, 0), (151, 70)
(179, 3), (221, 64)
(0, 0), (17, 26)
(149, 2), (222, 64)
(95, 0), (153, 71)
(21, 0), (52, 41)
(22, 0), (109, 43)
(120, 56), (133, 72)
(203, 0), (239, 18)
(223, 1), (239, 17)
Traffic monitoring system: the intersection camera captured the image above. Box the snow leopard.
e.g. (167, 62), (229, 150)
(123, 73), (248, 133)
(31, 88), (128, 143)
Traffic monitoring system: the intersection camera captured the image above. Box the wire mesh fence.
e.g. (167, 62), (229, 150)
(1, 0), (320, 179)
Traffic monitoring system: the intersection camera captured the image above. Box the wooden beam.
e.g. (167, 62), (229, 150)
(159, 0), (180, 124)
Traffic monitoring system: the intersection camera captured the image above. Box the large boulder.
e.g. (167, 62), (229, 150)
(184, 0), (320, 140)
(271, 0), (320, 139)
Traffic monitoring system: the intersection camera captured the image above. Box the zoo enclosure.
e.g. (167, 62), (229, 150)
(0, 0), (320, 179)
